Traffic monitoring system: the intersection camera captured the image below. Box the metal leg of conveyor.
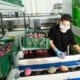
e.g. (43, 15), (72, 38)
(12, 52), (17, 68)
(18, 38), (22, 51)
(67, 45), (70, 55)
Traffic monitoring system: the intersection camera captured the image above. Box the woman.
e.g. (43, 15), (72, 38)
(48, 14), (80, 58)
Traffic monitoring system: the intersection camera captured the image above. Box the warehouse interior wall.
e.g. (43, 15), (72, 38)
(21, 0), (73, 28)
(22, 0), (72, 14)
(22, 0), (62, 14)
(62, 0), (72, 15)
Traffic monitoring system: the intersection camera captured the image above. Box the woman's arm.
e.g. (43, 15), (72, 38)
(50, 40), (57, 50)
(50, 40), (65, 59)
(72, 44), (80, 53)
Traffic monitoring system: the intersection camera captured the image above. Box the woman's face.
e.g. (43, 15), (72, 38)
(60, 20), (71, 33)
(61, 20), (70, 26)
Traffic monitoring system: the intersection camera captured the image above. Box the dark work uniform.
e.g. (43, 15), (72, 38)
(48, 24), (76, 56)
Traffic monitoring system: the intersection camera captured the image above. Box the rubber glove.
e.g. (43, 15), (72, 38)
(54, 48), (65, 59)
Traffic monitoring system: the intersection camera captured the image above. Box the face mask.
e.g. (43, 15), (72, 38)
(60, 24), (70, 33)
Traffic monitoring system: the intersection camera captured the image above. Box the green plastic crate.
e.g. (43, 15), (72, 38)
(22, 37), (50, 49)
(11, 42), (18, 53)
(0, 53), (11, 78)
(0, 37), (14, 44)
(0, 37), (17, 53)
(10, 42), (18, 65)
(0, 39), (18, 78)
(25, 28), (48, 36)
(2, 0), (22, 6)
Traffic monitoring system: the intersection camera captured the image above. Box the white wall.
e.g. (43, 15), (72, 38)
(62, 0), (72, 15)
(22, 0), (72, 15)
(22, 0), (73, 28)
(22, 0), (62, 14)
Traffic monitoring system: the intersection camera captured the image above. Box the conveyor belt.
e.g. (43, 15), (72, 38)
(19, 60), (80, 70)
(18, 55), (80, 70)
(67, 78), (80, 80)
(7, 55), (80, 80)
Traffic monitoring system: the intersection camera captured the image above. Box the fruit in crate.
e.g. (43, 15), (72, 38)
(24, 50), (33, 58)
(4, 42), (12, 52)
(23, 50), (28, 58)
(0, 49), (5, 57)
(23, 50), (28, 54)
(28, 33), (33, 38)
(5, 46), (10, 52)
(7, 42), (13, 48)
(37, 33), (45, 38)
(36, 50), (44, 53)
(5, 47), (10, 52)
(24, 68), (32, 76)
(36, 50), (47, 54)
(34, 33), (38, 38)
(8, 42), (13, 47)
(59, 65), (69, 72)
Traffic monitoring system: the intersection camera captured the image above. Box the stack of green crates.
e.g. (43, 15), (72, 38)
(0, 37), (16, 79)
(25, 28), (49, 35)
(22, 37), (50, 49)
(22, 28), (50, 49)
(9, 42), (18, 65)
(0, 53), (11, 79)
